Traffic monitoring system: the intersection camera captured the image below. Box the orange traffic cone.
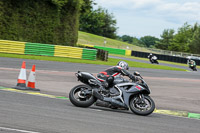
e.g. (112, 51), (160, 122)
(14, 61), (27, 90)
(26, 65), (40, 91)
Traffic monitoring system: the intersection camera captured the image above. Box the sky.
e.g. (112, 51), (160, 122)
(94, 0), (200, 38)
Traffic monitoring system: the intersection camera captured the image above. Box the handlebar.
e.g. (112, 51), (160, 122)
(130, 75), (144, 84)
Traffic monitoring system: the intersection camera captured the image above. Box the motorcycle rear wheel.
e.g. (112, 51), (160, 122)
(69, 84), (96, 107)
(193, 68), (197, 71)
(129, 95), (155, 116)
(155, 60), (159, 64)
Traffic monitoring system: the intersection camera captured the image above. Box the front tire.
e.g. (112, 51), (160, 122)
(69, 84), (96, 107)
(129, 95), (155, 116)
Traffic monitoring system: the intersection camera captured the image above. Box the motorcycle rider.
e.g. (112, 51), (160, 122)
(148, 53), (153, 60)
(96, 61), (136, 94)
(188, 59), (196, 65)
(188, 59), (197, 70)
(148, 53), (159, 64)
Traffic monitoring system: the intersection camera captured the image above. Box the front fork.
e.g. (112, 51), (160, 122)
(136, 94), (145, 104)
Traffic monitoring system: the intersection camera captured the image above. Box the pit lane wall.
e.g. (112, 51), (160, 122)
(0, 40), (97, 60)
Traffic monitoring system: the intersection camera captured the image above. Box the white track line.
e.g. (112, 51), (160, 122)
(0, 127), (40, 133)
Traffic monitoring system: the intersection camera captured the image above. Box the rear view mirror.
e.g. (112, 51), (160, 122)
(134, 71), (140, 76)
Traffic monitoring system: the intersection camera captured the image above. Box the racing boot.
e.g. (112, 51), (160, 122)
(92, 89), (104, 100)
(92, 85), (109, 101)
(99, 81), (110, 96)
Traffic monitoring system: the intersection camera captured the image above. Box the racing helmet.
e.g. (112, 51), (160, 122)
(117, 61), (129, 70)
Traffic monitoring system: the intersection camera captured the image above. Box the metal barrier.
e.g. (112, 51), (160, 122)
(132, 51), (200, 65)
(142, 48), (200, 58)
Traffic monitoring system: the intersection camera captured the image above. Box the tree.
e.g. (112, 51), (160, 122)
(101, 9), (117, 38)
(121, 35), (133, 43)
(118, 35), (144, 46)
(155, 29), (174, 50)
(140, 36), (159, 47)
(189, 26), (200, 54)
(132, 37), (144, 47)
(168, 23), (193, 52)
(79, 0), (94, 14)
(79, 2), (118, 39)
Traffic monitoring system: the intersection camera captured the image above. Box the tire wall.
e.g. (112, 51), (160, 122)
(0, 40), (97, 60)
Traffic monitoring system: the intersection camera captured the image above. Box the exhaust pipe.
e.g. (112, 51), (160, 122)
(104, 97), (128, 109)
(92, 89), (128, 110)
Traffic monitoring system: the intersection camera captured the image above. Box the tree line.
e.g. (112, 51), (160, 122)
(117, 23), (200, 54)
(79, 0), (117, 39)
(156, 23), (200, 54)
(80, 0), (200, 54)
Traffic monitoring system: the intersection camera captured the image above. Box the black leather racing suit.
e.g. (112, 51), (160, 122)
(97, 66), (135, 89)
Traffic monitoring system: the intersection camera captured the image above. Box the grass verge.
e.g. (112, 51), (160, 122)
(0, 53), (186, 71)
(78, 31), (151, 52)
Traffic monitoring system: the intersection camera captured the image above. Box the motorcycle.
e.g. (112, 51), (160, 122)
(150, 56), (159, 64)
(189, 64), (197, 71)
(69, 71), (155, 116)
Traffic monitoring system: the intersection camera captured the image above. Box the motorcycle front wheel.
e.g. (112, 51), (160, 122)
(129, 95), (155, 116)
(69, 84), (96, 107)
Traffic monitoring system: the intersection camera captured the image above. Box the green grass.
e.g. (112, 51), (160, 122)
(0, 53), (186, 71)
(78, 31), (151, 52)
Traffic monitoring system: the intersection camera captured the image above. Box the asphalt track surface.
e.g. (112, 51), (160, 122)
(0, 90), (200, 133)
(0, 57), (200, 132)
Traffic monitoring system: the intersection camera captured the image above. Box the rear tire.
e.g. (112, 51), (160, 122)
(69, 84), (96, 107)
(129, 95), (155, 116)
